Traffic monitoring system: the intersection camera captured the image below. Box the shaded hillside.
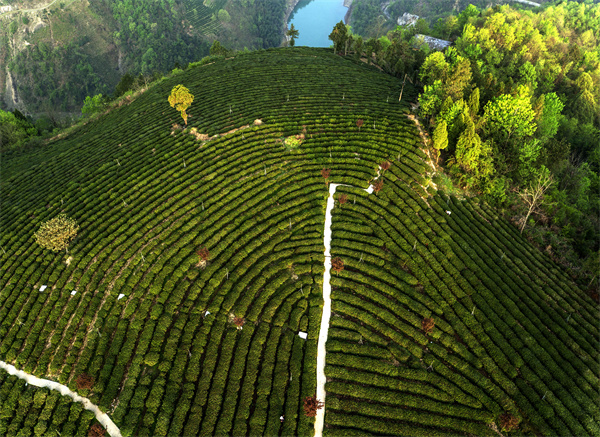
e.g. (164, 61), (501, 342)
(0, 0), (290, 115)
(0, 48), (597, 437)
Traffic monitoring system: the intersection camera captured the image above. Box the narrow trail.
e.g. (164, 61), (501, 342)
(314, 180), (375, 437)
(0, 0), (61, 16)
(0, 361), (122, 437)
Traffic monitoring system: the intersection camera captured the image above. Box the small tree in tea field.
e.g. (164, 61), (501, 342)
(338, 194), (348, 205)
(331, 257), (344, 273)
(373, 180), (384, 193)
(233, 316), (246, 329)
(168, 85), (194, 125)
(422, 317), (435, 335)
(76, 373), (94, 390)
(34, 214), (78, 252)
(380, 161), (391, 172)
(321, 168), (331, 179)
(197, 247), (210, 267)
(499, 413), (519, 432)
(356, 119), (364, 131)
(88, 423), (105, 437)
(303, 396), (324, 417)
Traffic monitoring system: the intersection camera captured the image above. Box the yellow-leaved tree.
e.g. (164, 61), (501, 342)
(34, 214), (79, 252)
(168, 84), (194, 125)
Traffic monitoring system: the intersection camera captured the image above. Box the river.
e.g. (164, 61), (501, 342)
(289, 0), (348, 48)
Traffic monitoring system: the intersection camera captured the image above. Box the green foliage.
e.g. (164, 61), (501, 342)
(454, 116), (493, 182)
(209, 40), (231, 57)
(114, 73), (135, 97)
(286, 24), (299, 47)
(9, 41), (107, 112)
(217, 9), (231, 23)
(482, 91), (536, 146)
(536, 93), (563, 140)
(416, 0), (600, 268)
(467, 88), (479, 117)
(81, 94), (105, 115)
(329, 21), (349, 53)
(0, 109), (38, 151)
(432, 120), (448, 154)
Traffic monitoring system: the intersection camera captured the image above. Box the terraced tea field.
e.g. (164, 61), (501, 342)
(181, 0), (228, 35)
(0, 47), (597, 437)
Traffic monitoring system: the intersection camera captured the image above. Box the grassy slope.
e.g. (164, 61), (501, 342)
(0, 48), (597, 436)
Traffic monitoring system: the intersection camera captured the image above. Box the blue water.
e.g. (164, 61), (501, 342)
(289, 0), (348, 48)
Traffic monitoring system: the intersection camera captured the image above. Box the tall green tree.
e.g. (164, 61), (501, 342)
(329, 21), (348, 54)
(482, 90), (536, 162)
(454, 117), (493, 183)
(287, 24), (299, 47)
(432, 120), (448, 163)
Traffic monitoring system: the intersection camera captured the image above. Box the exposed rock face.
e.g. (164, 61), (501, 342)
(415, 34), (452, 51)
(397, 12), (419, 26)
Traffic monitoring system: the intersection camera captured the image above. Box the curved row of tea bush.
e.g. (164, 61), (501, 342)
(0, 368), (99, 437)
(323, 161), (599, 435)
(0, 48), (423, 436)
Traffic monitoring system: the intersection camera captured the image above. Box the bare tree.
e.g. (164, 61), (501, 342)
(331, 257), (344, 273)
(422, 317), (435, 335)
(196, 247), (210, 267)
(518, 169), (553, 234)
(303, 396), (324, 417)
(89, 424), (106, 437)
(499, 413), (519, 432)
(76, 373), (94, 390)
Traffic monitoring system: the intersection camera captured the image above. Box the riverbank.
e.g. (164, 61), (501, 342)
(283, 0), (302, 32)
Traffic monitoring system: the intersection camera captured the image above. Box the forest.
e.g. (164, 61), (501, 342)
(416, 1), (599, 287)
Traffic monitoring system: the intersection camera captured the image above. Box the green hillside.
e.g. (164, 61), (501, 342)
(0, 48), (597, 437)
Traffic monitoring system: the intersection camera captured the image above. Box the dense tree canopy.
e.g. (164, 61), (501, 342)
(416, 1), (599, 278)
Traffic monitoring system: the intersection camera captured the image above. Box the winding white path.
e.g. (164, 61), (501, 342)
(0, 361), (122, 437)
(314, 181), (374, 437)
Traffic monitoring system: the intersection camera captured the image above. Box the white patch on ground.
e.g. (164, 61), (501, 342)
(0, 361), (122, 437)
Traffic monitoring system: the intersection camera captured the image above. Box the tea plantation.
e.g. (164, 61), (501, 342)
(0, 47), (597, 437)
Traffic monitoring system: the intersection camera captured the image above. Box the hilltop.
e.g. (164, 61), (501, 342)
(0, 48), (598, 437)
